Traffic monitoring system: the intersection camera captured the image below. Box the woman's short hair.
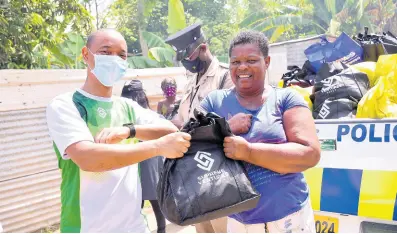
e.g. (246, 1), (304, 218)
(229, 30), (269, 58)
(161, 77), (177, 91)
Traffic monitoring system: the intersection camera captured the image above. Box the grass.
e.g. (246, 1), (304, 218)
(35, 223), (60, 233)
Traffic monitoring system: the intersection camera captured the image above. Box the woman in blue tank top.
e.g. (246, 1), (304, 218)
(200, 30), (321, 233)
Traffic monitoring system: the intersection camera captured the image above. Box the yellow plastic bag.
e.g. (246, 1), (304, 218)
(350, 62), (377, 88)
(356, 55), (397, 118)
(288, 86), (313, 111)
(278, 79), (284, 88)
(374, 54), (397, 86)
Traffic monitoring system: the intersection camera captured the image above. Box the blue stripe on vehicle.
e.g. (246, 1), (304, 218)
(320, 168), (363, 215)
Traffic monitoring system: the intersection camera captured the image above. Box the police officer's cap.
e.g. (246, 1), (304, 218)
(165, 23), (206, 61)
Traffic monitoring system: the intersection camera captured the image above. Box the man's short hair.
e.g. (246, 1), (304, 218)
(86, 28), (121, 49)
(229, 30), (269, 58)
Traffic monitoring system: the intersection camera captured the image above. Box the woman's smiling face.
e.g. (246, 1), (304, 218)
(229, 43), (270, 94)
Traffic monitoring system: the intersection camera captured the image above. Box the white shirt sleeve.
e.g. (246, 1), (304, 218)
(124, 98), (165, 125)
(46, 94), (94, 159)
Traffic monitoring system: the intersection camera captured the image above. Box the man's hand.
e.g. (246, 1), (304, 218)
(223, 136), (251, 161)
(95, 127), (130, 144)
(156, 132), (191, 159)
(228, 113), (252, 135)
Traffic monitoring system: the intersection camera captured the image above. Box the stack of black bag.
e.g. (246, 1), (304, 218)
(312, 62), (370, 119)
(354, 27), (397, 62)
(281, 61), (316, 88)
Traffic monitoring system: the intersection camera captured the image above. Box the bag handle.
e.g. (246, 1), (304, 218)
(218, 71), (229, 89)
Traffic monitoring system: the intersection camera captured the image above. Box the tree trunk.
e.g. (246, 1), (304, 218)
(94, 0), (100, 30)
(137, 0), (148, 56)
(138, 27), (149, 57)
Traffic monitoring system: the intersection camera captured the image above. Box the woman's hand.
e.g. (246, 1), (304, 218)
(227, 113), (252, 135)
(223, 136), (251, 160)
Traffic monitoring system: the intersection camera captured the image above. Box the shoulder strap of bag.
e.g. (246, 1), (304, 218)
(218, 70), (229, 89)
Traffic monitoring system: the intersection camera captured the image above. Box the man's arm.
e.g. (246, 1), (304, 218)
(127, 99), (179, 140)
(135, 123), (177, 140)
(46, 97), (189, 172)
(67, 140), (158, 171)
(66, 132), (190, 172)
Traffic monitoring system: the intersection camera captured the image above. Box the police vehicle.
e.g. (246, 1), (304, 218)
(306, 118), (397, 233)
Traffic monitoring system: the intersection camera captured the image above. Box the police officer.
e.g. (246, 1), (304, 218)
(165, 23), (234, 130)
(165, 23), (232, 233)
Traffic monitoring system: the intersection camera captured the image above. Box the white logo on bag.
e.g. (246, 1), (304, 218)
(322, 77), (334, 88)
(97, 107), (107, 118)
(194, 151), (214, 171)
(319, 103), (330, 119)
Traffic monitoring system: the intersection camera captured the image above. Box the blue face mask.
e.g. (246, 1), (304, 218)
(87, 48), (128, 87)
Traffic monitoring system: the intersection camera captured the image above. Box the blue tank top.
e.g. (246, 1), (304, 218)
(200, 87), (310, 224)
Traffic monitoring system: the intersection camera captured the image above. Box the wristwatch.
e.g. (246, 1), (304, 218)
(123, 123), (136, 139)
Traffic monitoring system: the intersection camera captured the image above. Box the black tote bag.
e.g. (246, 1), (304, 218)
(157, 110), (260, 226)
(312, 66), (369, 119)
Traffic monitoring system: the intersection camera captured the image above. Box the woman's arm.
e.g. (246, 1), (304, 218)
(224, 106), (321, 174)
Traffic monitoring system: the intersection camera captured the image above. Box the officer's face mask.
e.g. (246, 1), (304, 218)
(86, 48), (128, 87)
(181, 47), (205, 73)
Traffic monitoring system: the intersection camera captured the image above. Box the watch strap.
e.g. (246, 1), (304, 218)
(123, 123), (136, 139)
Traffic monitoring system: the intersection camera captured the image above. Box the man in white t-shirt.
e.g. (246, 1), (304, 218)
(46, 29), (191, 233)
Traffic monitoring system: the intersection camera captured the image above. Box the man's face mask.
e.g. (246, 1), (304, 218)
(87, 48), (128, 87)
(181, 46), (204, 73)
(181, 57), (205, 73)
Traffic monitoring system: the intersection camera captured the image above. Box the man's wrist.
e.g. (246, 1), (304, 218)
(122, 123), (136, 138)
(152, 139), (161, 156)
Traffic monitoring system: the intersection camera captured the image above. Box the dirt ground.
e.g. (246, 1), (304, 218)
(34, 203), (196, 233)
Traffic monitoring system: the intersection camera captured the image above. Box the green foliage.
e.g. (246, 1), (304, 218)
(107, 0), (140, 54)
(183, 0), (238, 57)
(142, 31), (168, 49)
(143, 31), (176, 67)
(128, 56), (160, 69)
(239, 0), (319, 42)
(0, 0), (93, 69)
(148, 47), (175, 67)
(146, 1), (169, 40)
(127, 31), (175, 68)
(240, 0), (397, 41)
(3, 0), (397, 69)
